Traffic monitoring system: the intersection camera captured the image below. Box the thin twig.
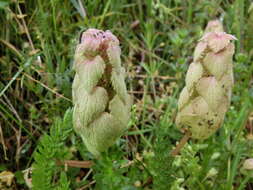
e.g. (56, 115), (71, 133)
(0, 39), (23, 59)
(2, 95), (22, 166)
(24, 73), (72, 102)
(78, 180), (96, 190)
(16, 1), (35, 51)
(0, 124), (8, 160)
(57, 160), (94, 168)
(133, 74), (175, 80)
(3, 94), (22, 122)
(171, 130), (191, 156)
(15, 1), (42, 66)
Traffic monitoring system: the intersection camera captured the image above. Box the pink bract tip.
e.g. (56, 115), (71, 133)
(200, 32), (236, 53)
(78, 29), (120, 59)
(80, 29), (119, 46)
(207, 20), (221, 27)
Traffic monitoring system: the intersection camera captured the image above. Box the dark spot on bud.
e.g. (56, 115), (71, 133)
(186, 125), (192, 129)
(207, 120), (214, 127)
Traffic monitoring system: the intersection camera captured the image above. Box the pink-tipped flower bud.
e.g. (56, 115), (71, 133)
(176, 22), (236, 139)
(72, 29), (132, 156)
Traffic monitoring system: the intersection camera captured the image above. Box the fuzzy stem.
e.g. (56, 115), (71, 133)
(171, 131), (191, 156)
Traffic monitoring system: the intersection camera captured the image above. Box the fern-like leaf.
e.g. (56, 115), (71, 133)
(32, 109), (73, 190)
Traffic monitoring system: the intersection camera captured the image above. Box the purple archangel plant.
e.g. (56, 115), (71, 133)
(72, 29), (132, 156)
(175, 20), (236, 148)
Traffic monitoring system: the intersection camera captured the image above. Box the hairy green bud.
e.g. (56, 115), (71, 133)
(176, 21), (236, 139)
(72, 29), (132, 156)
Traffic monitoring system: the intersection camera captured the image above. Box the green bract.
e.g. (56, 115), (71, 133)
(176, 21), (236, 139)
(72, 29), (132, 156)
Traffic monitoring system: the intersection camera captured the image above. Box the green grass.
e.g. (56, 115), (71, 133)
(0, 0), (253, 189)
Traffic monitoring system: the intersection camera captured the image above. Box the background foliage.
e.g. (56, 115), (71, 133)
(0, 0), (253, 189)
